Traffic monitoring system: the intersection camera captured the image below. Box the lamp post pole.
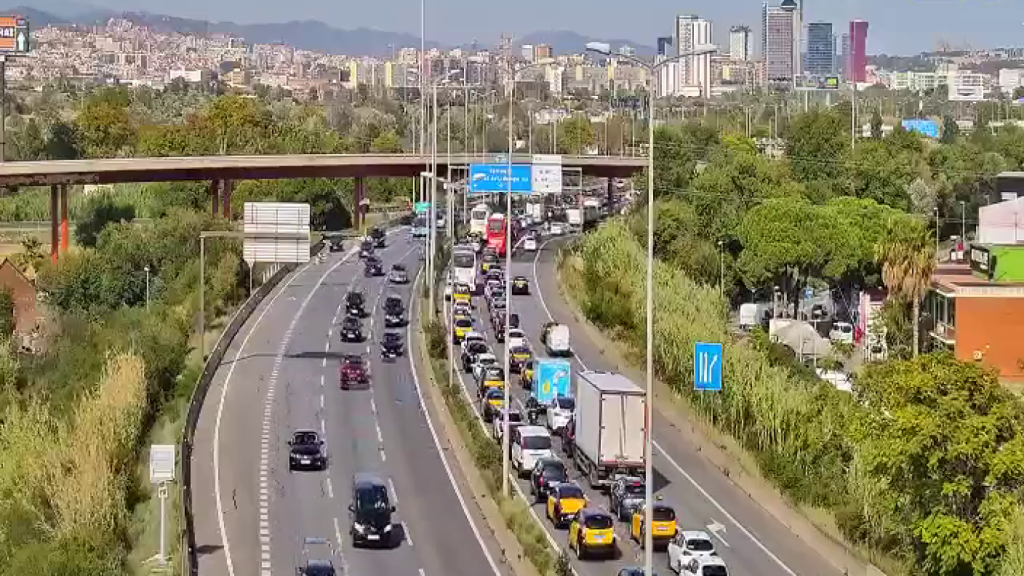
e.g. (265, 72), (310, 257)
(587, 41), (717, 575)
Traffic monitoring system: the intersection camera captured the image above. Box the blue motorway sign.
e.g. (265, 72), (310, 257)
(694, 342), (723, 391)
(469, 163), (533, 195)
(901, 119), (939, 139)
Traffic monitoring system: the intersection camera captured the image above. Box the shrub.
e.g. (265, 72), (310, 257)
(75, 190), (136, 248)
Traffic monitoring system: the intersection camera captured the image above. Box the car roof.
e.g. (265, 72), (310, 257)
(680, 530), (712, 541)
(294, 429), (319, 436)
(579, 507), (612, 519)
(694, 556), (727, 567)
(477, 353), (496, 360)
(465, 331), (484, 339)
(353, 472), (386, 487)
(514, 276), (528, 281)
(518, 425), (549, 437)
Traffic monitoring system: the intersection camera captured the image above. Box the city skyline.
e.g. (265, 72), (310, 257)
(27, 0), (1024, 56)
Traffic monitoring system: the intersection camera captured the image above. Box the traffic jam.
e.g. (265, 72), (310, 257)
(444, 212), (730, 576)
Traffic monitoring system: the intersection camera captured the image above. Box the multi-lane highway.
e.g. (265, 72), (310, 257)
(450, 237), (844, 576)
(190, 230), (504, 576)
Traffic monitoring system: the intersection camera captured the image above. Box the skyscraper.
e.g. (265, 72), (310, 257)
(657, 36), (673, 57)
(840, 32), (851, 77)
(729, 26), (751, 61)
(849, 20), (869, 83)
(763, 1), (795, 84)
(675, 14), (713, 97)
(805, 22), (834, 76)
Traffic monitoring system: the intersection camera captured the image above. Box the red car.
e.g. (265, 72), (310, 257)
(340, 355), (370, 389)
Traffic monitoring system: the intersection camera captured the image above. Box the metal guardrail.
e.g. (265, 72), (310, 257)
(179, 213), (407, 576)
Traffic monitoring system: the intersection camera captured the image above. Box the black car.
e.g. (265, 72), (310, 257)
(380, 331), (404, 359)
(349, 473), (397, 547)
(608, 476), (646, 521)
(346, 291), (367, 317)
(288, 430), (327, 471)
(511, 276), (530, 295)
(340, 316), (365, 342)
(388, 264), (409, 284)
(461, 340), (490, 372)
(326, 234), (344, 253)
(364, 257), (385, 277)
(370, 227), (386, 248)
(359, 240), (374, 259)
(529, 457), (568, 503)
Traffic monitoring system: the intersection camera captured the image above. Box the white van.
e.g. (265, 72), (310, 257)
(543, 324), (571, 356)
(829, 322), (854, 344)
(512, 425), (554, 477)
(739, 303), (768, 331)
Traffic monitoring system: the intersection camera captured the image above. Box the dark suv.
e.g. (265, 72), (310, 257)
(364, 256), (384, 277)
(349, 473), (396, 548)
(383, 295), (406, 328)
(288, 430), (327, 471)
(346, 290), (367, 317)
(340, 316), (365, 343)
(370, 227), (386, 248)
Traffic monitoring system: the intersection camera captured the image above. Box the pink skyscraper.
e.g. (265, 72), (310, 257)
(849, 20), (869, 83)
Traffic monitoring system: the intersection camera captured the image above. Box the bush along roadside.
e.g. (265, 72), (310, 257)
(420, 311), (562, 576)
(559, 219), (1024, 576)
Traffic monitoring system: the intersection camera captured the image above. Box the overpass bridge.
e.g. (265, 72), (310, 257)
(0, 153), (644, 262)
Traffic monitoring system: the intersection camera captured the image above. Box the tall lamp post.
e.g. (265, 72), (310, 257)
(426, 70), (463, 307)
(586, 40), (717, 575)
(500, 56), (555, 498)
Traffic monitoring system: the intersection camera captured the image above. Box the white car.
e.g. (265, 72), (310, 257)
(471, 353), (498, 381)
(829, 321), (854, 344)
(452, 301), (473, 318)
(667, 530), (717, 573)
(545, 396), (575, 432)
(675, 554), (728, 576)
(507, 328), (527, 349)
(549, 222), (565, 236)
(492, 409), (523, 442)
(460, 332), (486, 353)
(523, 236), (537, 251)
(444, 281), (453, 300)
(511, 425), (554, 477)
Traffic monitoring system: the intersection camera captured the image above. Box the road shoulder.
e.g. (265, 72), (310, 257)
(548, 244), (884, 576)
(412, 293), (541, 576)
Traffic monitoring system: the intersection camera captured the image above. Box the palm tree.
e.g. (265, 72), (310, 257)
(875, 218), (936, 357)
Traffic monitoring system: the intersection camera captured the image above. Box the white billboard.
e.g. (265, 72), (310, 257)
(531, 154), (562, 195)
(243, 202), (311, 264)
(948, 83), (985, 102)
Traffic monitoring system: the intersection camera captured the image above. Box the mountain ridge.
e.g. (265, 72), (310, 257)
(9, 4), (654, 57)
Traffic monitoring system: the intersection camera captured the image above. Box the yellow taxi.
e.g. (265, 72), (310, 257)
(631, 501), (678, 550)
(519, 359), (535, 389)
(546, 482), (587, 529)
(452, 316), (473, 343)
(479, 366), (505, 394)
(568, 508), (616, 560)
(453, 283), (472, 305)
(508, 345), (532, 374)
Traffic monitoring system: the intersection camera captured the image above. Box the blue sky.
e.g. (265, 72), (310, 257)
(59, 0), (1023, 55)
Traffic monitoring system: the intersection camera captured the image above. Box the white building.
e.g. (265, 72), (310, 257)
(674, 14), (713, 97)
(999, 69), (1024, 95)
(730, 26), (751, 61)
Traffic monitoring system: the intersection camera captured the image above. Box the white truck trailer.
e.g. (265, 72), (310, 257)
(571, 371), (646, 488)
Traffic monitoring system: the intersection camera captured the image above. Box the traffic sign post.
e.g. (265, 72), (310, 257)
(694, 342), (723, 391)
(0, 16), (31, 164)
(149, 444), (176, 568)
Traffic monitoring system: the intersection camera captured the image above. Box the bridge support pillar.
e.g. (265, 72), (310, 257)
(222, 180), (233, 219)
(354, 177), (366, 232)
(210, 179), (220, 216)
(60, 184), (69, 253)
(50, 185), (59, 264)
(607, 177), (615, 211)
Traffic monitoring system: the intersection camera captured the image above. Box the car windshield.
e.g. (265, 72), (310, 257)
(687, 538), (714, 552)
(294, 431), (318, 445)
(487, 218), (504, 233)
(355, 485), (389, 511)
(343, 318), (361, 329)
(383, 333), (401, 344)
(468, 342), (489, 354)
(507, 411), (523, 423)
(455, 319), (472, 328)
(386, 297), (403, 309)
(343, 356), (364, 367)
(511, 347), (530, 356)
(584, 515), (614, 530)
(453, 252), (475, 268)
(486, 389), (504, 400)
(485, 368), (504, 380)
(542, 461), (566, 477)
(347, 293), (363, 305)
(483, 254), (497, 263)
(555, 397), (575, 410)
(559, 485), (584, 499)
(623, 483), (645, 496)
(304, 563), (335, 576)
(521, 435), (551, 450)
(653, 507), (676, 522)
(514, 277), (528, 283)
(413, 215), (427, 228)
(392, 264), (405, 271)
(702, 566), (728, 576)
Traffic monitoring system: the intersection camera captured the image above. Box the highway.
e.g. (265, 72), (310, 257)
(190, 230), (504, 576)
(449, 237), (843, 576)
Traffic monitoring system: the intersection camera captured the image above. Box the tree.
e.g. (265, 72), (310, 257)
(75, 99), (138, 158)
(557, 114), (594, 155)
(74, 191), (136, 248)
(875, 217), (935, 357)
(852, 354), (1024, 575)
(786, 109), (850, 185)
(9, 118), (46, 161)
(0, 286), (14, 336)
(940, 115), (959, 144)
(369, 130), (403, 153)
(870, 109), (883, 139)
(44, 121), (82, 160)
(907, 178), (938, 216)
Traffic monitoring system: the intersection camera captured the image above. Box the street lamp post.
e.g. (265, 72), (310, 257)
(426, 70), (463, 308)
(587, 40), (717, 575)
(144, 265), (151, 311)
(500, 57), (556, 499)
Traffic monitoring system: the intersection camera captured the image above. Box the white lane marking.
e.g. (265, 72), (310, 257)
(325, 339), (331, 353)
(328, 328), (333, 339)
(403, 521), (414, 546)
(320, 394), (325, 409)
(407, 269), (503, 576)
(320, 419), (326, 435)
(388, 477), (399, 504)
(375, 421), (384, 444)
(531, 238), (798, 576)
(379, 448), (387, 461)
(419, 569), (426, 576)
(370, 396), (377, 414)
(214, 244), (360, 576)
(333, 517), (343, 548)
(320, 374), (325, 387)
(213, 248), (337, 576)
(322, 357), (327, 368)
(326, 477), (334, 499)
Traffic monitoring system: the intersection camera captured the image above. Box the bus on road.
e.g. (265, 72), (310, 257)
(412, 213), (429, 237)
(452, 247), (477, 289)
(470, 203), (492, 236)
(486, 213), (508, 256)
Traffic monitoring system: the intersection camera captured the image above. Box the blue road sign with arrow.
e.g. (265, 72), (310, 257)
(694, 342), (723, 391)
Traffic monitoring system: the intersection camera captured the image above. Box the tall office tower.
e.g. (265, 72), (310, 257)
(764, 2), (796, 84)
(849, 20), (869, 82)
(730, 26), (751, 61)
(805, 22), (834, 75)
(675, 14), (713, 96)
(781, 0), (800, 79)
(657, 36), (673, 57)
(840, 32), (851, 77)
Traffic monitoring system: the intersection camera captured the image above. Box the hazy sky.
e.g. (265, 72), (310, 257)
(63, 0), (1024, 55)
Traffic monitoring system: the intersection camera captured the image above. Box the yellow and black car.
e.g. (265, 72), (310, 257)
(546, 482), (587, 529)
(511, 275), (530, 295)
(519, 359), (535, 390)
(568, 508), (616, 560)
(452, 316), (473, 343)
(453, 283), (472, 305)
(508, 345), (533, 374)
(630, 502), (678, 550)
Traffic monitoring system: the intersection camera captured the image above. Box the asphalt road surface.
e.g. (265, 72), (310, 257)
(191, 230), (504, 576)
(448, 237), (843, 576)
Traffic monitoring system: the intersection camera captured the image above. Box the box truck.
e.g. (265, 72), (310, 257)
(571, 371), (646, 489)
(525, 359), (571, 425)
